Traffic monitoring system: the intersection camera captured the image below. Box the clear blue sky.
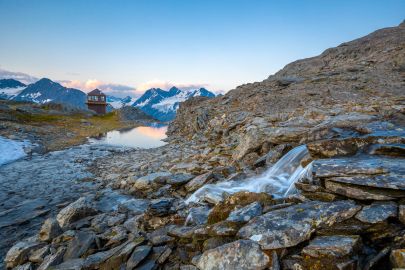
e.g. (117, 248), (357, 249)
(0, 0), (404, 96)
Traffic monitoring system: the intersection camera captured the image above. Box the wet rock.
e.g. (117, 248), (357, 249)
(226, 202), (262, 223)
(64, 231), (96, 260)
(369, 143), (405, 157)
(264, 144), (292, 165)
(390, 249), (405, 268)
(196, 240), (270, 270)
(118, 199), (149, 215)
(37, 246), (66, 270)
(39, 218), (62, 242)
(207, 192), (273, 224)
(29, 246), (50, 263)
(166, 173), (195, 186)
(5, 240), (45, 268)
(312, 158), (388, 178)
(126, 245), (151, 269)
(238, 200), (360, 249)
(56, 197), (97, 229)
(302, 235), (361, 258)
(325, 180), (398, 200)
(147, 198), (174, 217)
(185, 172), (214, 192)
(355, 201), (397, 223)
(317, 157), (405, 193)
(186, 206), (210, 226)
(133, 172), (172, 191)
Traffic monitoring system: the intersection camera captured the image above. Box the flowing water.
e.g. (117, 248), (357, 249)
(186, 145), (312, 204)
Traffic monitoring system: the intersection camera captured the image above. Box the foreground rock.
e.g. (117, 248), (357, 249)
(196, 240), (270, 270)
(56, 197), (97, 229)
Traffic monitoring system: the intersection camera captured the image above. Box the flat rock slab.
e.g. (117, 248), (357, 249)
(237, 200), (360, 250)
(196, 240), (269, 270)
(324, 180), (400, 200)
(227, 202), (263, 223)
(312, 158), (388, 177)
(369, 143), (405, 157)
(302, 235), (360, 258)
(355, 201), (397, 223)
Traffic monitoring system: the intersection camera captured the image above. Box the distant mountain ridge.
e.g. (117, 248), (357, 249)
(0, 77), (216, 120)
(0, 79), (26, 99)
(14, 78), (87, 108)
(132, 86), (215, 121)
(107, 95), (136, 109)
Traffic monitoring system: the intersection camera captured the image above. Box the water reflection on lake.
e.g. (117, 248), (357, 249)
(90, 125), (167, 148)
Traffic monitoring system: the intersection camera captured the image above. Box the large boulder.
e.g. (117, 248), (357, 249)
(56, 197), (97, 229)
(196, 240), (270, 270)
(237, 200), (360, 249)
(5, 240), (45, 268)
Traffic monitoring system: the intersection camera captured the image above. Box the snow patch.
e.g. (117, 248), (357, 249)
(0, 136), (30, 166)
(0, 86), (26, 99)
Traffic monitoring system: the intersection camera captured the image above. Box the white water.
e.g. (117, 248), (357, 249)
(186, 145), (312, 204)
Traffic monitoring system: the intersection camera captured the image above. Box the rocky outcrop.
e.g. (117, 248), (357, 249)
(168, 21), (405, 167)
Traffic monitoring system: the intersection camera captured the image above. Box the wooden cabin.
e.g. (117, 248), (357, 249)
(86, 89), (107, 114)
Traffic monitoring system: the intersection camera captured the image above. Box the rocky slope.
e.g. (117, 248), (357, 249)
(169, 20), (405, 165)
(3, 21), (405, 270)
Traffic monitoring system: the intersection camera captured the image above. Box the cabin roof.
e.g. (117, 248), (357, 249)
(87, 89), (106, 96)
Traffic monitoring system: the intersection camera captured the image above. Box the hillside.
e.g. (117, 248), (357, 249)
(169, 20), (405, 162)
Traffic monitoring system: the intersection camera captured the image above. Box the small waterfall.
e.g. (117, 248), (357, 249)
(186, 145), (311, 204)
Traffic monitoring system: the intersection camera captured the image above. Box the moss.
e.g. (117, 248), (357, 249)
(207, 191), (274, 224)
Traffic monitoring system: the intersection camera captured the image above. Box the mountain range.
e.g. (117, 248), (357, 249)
(0, 78), (216, 120)
(132, 87), (215, 121)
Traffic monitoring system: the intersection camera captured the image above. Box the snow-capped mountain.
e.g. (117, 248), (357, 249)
(0, 79), (26, 99)
(14, 78), (87, 108)
(107, 95), (136, 109)
(132, 87), (215, 121)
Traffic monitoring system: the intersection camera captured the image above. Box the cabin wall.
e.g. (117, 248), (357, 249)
(88, 104), (106, 114)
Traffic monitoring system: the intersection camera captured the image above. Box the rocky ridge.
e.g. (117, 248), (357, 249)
(4, 21), (405, 270)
